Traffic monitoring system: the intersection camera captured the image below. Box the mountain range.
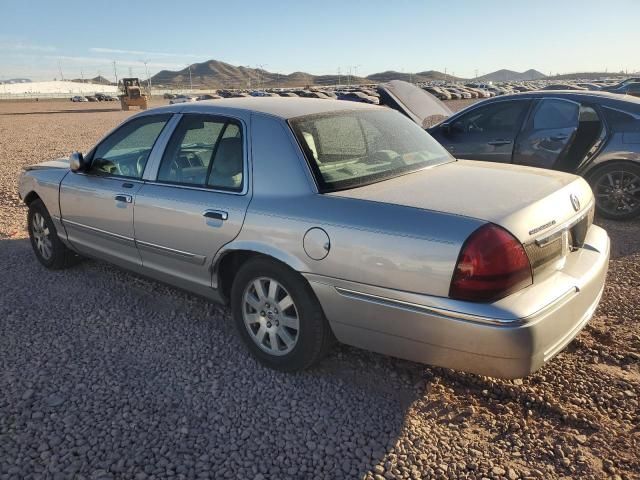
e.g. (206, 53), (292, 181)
(476, 69), (546, 82)
(150, 60), (467, 88)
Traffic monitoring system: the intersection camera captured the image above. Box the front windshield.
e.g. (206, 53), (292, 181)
(289, 109), (453, 192)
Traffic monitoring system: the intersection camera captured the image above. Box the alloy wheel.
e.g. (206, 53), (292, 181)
(31, 212), (52, 260)
(242, 277), (300, 356)
(594, 169), (640, 217)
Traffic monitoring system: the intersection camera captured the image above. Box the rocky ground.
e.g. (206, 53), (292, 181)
(0, 100), (638, 480)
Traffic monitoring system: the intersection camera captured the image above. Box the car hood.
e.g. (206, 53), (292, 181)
(23, 158), (70, 171)
(328, 160), (593, 244)
(377, 80), (452, 128)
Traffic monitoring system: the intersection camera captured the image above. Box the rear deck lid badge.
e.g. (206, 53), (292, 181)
(570, 193), (580, 212)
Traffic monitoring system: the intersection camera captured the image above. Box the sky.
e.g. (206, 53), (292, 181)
(1, 0), (639, 82)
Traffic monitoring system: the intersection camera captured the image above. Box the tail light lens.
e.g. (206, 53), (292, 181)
(449, 224), (532, 302)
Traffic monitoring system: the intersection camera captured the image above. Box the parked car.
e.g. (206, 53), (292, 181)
(196, 94), (222, 101)
(336, 91), (379, 104)
(163, 93), (176, 100)
(602, 82), (640, 98)
(169, 95), (196, 104)
(426, 91), (640, 219)
(18, 98), (609, 378)
(540, 84), (587, 91)
(71, 96), (88, 102)
(278, 92), (299, 97)
(85, 96), (98, 102)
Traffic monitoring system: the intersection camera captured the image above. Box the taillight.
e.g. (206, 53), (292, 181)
(449, 224), (532, 302)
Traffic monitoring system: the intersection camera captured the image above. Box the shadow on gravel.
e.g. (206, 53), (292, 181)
(596, 216), (640, 259)
(0, 108), (123, 116)
(0, 237), (422, 479)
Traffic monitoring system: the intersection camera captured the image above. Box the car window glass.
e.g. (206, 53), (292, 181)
(207, 123), (244, 191)
(315, 116), (366, 157)
(290, 109), (453, 192)
(453, 102), (528, 134)
(157, 115), (226, 186)
(90, 115), (170, 178)
(533, 99), (578, 129)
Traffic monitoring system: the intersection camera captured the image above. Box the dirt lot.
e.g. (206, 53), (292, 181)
(0, 100), (638, 480)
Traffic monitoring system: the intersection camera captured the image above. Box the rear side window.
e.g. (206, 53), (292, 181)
(157, 114), (244, 191)
(533, 99), (579, 129)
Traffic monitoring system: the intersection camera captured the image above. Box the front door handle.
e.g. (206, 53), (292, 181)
(114, 194), (133, 203)
(203, 210), (228, 221)
(487, 139), (512, 146)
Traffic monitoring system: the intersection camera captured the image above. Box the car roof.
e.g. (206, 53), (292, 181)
(149, 97), (380, 119)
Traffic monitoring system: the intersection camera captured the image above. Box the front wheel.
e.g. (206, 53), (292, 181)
(27, 200), (81, 269)
(230, 257), (333, 371)
(590, 162), (640, 220)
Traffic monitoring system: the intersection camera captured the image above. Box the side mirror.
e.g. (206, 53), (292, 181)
(69, 151), (87, 172)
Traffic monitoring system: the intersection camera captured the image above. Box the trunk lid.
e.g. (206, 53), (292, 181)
(377, 80), (452, 128)
(328, 159), (594, 245)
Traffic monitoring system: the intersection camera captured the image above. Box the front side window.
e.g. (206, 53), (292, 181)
(89, 114), (170, 178)
(289, 109), (453, 192)
(453, 101), (529, 134)
(157, 114), (244, 191)
(532, 99), (579, 130)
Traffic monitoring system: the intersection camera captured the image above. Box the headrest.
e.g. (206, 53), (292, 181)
(214, 137), (243, 176)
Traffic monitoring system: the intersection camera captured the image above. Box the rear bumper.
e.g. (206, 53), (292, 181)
(306, 225), (610, 378)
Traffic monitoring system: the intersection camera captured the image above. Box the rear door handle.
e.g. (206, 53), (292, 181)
(114, 194), (133, 203)
(487, 139), (512, 146)
(203, 210), (228, 221)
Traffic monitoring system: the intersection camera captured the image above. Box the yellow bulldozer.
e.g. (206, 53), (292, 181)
(119, 78), (148, 111)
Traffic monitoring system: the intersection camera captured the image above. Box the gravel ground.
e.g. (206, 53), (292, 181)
(0, 100), (638, 480)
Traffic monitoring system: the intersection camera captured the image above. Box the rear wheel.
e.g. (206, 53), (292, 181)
(590, 162), (640, 220)
(27, 200), (81, 269)
(230, 257), (333, 371)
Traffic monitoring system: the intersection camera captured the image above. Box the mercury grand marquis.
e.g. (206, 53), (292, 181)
(18, 98), (610, 378)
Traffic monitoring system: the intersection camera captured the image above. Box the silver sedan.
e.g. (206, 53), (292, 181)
(18, 98), (609, 378)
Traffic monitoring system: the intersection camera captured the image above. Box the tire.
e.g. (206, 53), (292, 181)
(589, 162), (640, 220)
(230, 256), (334, 371)
(27, 199), (81, 269)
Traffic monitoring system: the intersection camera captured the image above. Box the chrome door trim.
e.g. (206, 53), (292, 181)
(142, 113), (183, 181)
(135, 239), (206, 265)
(142, 181), (247, 196)
(62, 218), (135, 245)
(202, 209), (229, 221)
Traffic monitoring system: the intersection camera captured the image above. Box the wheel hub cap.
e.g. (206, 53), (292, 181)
(242, 277), (299, 356)
(31, 212), (52, 260)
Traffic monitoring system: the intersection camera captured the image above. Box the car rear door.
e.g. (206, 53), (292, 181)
(512, 98), (580, 169)
(133, 113), (251, 295)
(433, 100), (530, 163)
(59, 114), (172, 269)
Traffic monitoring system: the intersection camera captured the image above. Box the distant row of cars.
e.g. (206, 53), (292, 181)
(70, 93), (117, 102)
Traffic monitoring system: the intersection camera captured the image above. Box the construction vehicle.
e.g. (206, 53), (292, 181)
(119, 78), (148, 111)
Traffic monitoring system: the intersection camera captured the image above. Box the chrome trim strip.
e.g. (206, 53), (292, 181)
(143, 181), (247, 196)
(62, 219), (134, 244)
(334, 286), (576, 327)
(530, 199), (594, 245)
(135, 239), (206, 265)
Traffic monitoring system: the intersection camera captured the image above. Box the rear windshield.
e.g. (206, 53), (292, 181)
(289, 109), (453, 192)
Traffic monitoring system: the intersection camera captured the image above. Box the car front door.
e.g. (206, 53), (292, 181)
(59, 113), (172, 268)
(434, 100), (530, 162)
(133, 113), (251, 295)
(513, 98), (580, 169)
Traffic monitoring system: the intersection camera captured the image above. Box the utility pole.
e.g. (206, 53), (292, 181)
(143, 60), (151, 92)
(337, 67), (341, 87)
(475, 68), (478, 80)
(256, 64), (268, 90)
(112, 61), (118, 86)
(57, 60), (64, 81)
(188, 64), (193, 91)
